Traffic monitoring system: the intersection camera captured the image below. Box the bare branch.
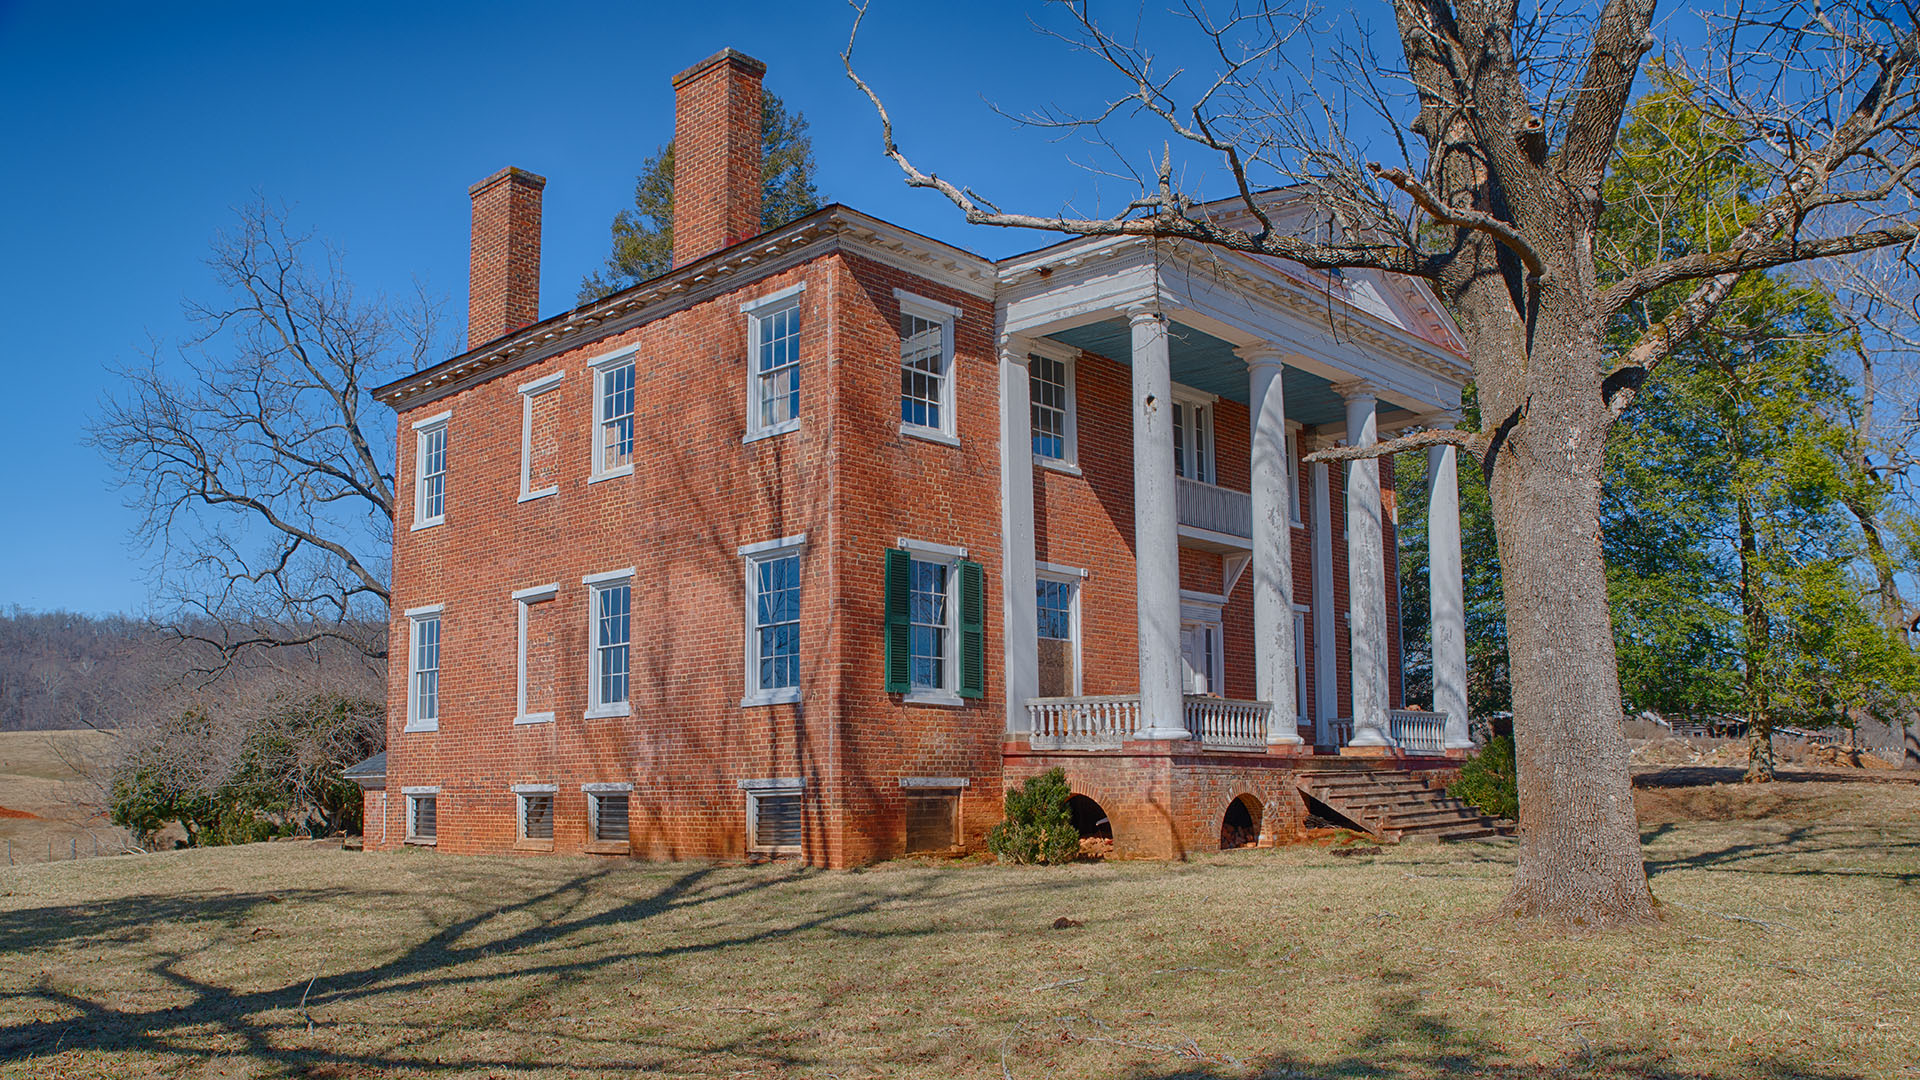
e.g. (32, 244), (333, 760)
(1303, 427), (1479, 464)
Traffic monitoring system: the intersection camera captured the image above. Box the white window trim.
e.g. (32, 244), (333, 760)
(743, 283), (807, 443)
(404, 790), (439, 845)
(1292, 604), (1311, 728)
(588, 345), (639, 483)
(1036, 565), (1085, 698)
(404, 605), (444, 733)
(896, 289), (960, 444)
(1287, 419), (1306, 529)
(514, 784), (558, 843)
(512, 584), (559, 725)
(1027, 342), (1079, 467)
(584, 569), (635, 719)
(583, 785), (632, 845)
(741, 778), (805, 856)
(898, 539), (965, 706)
(740, 533), (808, 708)
(411, 412), (451, 530)
(516, 372), (564, 503)
(899, 777), (972, 789)
(1170, 385), (1218, 487)
(1179, 595), (1226, 697)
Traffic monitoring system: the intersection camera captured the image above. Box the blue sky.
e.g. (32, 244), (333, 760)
(2, 0), (1228, 614)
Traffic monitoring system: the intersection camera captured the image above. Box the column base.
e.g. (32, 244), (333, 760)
(1339, 744), (1397, 758)
(1135, 727), (1192, 741)
(1266, 734), (1305, 746)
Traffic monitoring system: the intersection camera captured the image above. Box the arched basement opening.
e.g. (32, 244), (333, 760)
(1067, 794), (1112, 839)
(1220, 794), (1262, 849)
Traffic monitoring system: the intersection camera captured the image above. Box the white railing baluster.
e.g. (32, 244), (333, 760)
(1387, 709), (1444, 754)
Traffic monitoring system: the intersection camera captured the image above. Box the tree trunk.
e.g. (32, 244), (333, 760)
(1746, 720), (1776, 782)
(1481, 334), (1657, 925)
(1736, 485), (1775, 783)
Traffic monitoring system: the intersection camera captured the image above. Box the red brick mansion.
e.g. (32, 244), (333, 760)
(352, 49), (1474, 865)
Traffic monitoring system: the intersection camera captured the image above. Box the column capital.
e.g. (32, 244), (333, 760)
(1234, 342), (1288, 370)
(1121, 301), (1164, 328)
(1331, 378), (1379, 403)
(998, 334), (1035, 367)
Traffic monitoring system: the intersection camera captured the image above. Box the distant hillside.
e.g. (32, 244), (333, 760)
(0, 608), (164, 731)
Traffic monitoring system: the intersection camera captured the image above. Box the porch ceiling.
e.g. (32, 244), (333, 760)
(1045, 318), (1409, 428)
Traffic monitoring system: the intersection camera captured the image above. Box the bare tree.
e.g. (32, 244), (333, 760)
(846, 0), (1920, 924)
(92, 199), (436, 668)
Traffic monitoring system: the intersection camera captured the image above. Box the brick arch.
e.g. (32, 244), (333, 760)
(1219, 791), (1263, 849)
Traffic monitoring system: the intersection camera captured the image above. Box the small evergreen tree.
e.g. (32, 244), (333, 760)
(579, 92), (822, 301)
(986, 767), (1081, 865)
(1449, 736), (1518, 822)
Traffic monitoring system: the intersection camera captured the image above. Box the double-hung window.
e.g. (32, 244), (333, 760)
(743, 284), (805, 441)
(411, 411), (450, 529)
(584, 569), (634, 718)
(741, 533), (806, 706)
(405, 605), (443, 732)
(590, 346), (637, 481)
(896, 290), (960, 443)
(884, 541), (985, 704)
(1029, 350), (1076, 464)
(1288, 422), (1305, 527)
(1171, 392), (1216, 484)
(1035, 564), (1084, 698)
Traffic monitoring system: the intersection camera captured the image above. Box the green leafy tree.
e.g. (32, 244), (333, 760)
(579, 92), (822, 301)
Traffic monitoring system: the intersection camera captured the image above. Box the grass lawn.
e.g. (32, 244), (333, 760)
(0, 776), (1915, 1079)
(0, 730), (127, 866)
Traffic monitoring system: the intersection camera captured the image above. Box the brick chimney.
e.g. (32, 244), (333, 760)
(671, 48), (765, 268)
(467, 166), (546, 350)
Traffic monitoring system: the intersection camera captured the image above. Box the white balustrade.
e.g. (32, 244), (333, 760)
(1327, 717), (1354, 748)
(1183, 695), (1270, 750)
(1027, 695), (1142, 749)
(1175, 477), (1252, 538)
(1389, 709), (1446, 754)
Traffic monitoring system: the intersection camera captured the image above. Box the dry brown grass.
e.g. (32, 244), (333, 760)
(0, 778), (1915, 1079)
(0, 730), (130, 865)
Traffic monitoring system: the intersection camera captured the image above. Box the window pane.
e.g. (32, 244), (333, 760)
(1037, 580), (1073, 641)
(899, 312), (946, 430)
(1172, 403), (1187, 477)
(909, 559), (948, 689)
(413, 616), (440, 721)
(601, 362), (635, 470)
(754, 554), (800, 691)
(1030, 355), (1067, 459)
(597, 584), (631, 705)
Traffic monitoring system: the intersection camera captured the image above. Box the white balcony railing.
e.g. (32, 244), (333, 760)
(1025, 694), (1270, 751)
(1388, 709), (1446, 754)
(1175, 478), (1251, 539)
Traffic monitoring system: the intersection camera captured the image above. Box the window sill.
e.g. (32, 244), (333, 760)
(749, 847), (803, 859)
(902, 425), (960, 448)
(514, 713), (555, 726)
(404, 836), (437, 847)
(518, 487), (557, 504)
(1291, 519), (1305, 530)
(404, 721), (438, 734)
(583, 839), (631, 856)
(903, 689), (967, 708)
(1035, 456), (1081, 476)
(743, 420), (801, 445)
(588, 464), (635, 485)
(585, 704), (631, 720)
(513, 838), (554, 852)
(741, 688), (802, 708)
(410, 518), (444, 533)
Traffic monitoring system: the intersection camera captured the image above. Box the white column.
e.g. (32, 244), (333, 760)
(1128, 305), (1188, 740)
(1240, 346), (1303, 745)
(999, 338), (1040, 734)
(1310, 452), (1337, 741)
(1428, 439), (1472, 749)
(1337, 381), (1391, 747)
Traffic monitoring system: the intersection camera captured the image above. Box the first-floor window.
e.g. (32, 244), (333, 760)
(406, 793), (438, 843)
(407, 607), (442, 731)
(518, 790), (555, 842)
(742, 535), (806, 705)
(1036, 573), (1080, 698)
(585, 571), (634, 715)
(908, 559), (949, 690)
(744, 782), (803, 854)
(884, 545), (985, 700)
(589, 790), (631, 843)
(1293, 609), (1310, 726)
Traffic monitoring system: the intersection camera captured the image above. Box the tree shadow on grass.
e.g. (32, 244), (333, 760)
(0, 861), (1069, 1075)
(1640, 819), (1920, 884)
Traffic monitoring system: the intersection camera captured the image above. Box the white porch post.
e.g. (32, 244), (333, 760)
(1128, 305), (1188, 740)
(1240, 346), (1303, 745)
(999, 337), (1040, 734)
(1311, 453), (1337, 741)
(1427, 438), (1473, 750)
(1337, 381), (1391, 748)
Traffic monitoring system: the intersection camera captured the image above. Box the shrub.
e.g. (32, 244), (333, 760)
(986, 767), (1082, 865)
(1448, 735), (1518, 820)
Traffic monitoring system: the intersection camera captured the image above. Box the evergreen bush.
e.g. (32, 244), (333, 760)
(1448, 735), (1518, 820)
(985, 767), (1082, 864)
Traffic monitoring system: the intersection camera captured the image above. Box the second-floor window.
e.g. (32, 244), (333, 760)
(745, 285), (805, 439)
(896, 291), (959, 441)
(592, 349), (636, 480)
(585, 570), (633, 716)
(1172, 397), (1215, 484)
(1030, 353), (1075, 463)
(412, 412), (449, 528)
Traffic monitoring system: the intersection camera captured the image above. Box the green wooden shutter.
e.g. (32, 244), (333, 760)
(884, 548), (912, 693)
(958, 559), (986, 699)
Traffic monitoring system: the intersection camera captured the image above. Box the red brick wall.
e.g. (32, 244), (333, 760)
(467, 167), (545, 350)
(671, 50), (764, 268)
